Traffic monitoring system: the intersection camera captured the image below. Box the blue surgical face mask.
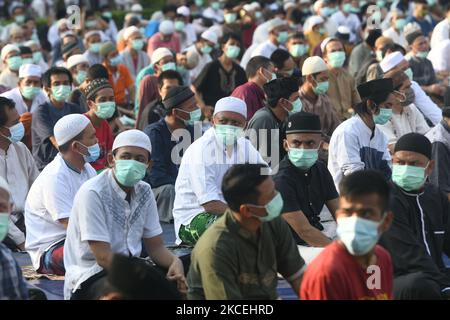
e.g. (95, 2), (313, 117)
(77, 142), (101, 163)
(161, 62), (177, 71)
(214, 124), (244, 146)
(337, 215), (384, 256)
(177, 108), (202, 126)
(110, 54), (123, 66)
(284, 98), (303, 115)
(1, 122), (25, 143)
(392, 164), (428, 191)
(373, 108), (393, 125)
(288, 146), (319, 170)
(248, 192), (284, 223)
(114, 159), (148, 187)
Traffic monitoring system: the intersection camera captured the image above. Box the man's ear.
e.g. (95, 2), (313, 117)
(87, 99), (96, 111)
(283, 139), (290, 152)
(239, 204), (252, 219)
(380, 211), (393, 233)
(107, 152), (114, 168)
(426, 159), (435, 176)
(367, 99), (379, 115)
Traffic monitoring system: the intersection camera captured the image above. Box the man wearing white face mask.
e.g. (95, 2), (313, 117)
(173, 96), (266, 246)
(379, 133), (450, 300)
(25, 114), (98, 275)
(0, 97), (39, 252)
(301, 170), (394, 300)
(121, 26), (150, 80)
(188, 163), (305, 299)
(1, 64), (47, 150)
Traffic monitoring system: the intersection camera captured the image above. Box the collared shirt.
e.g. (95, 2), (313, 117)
(0, 69), (19, 89)
(426, 120), (450, 194)
(378, 104), (430, 145)
(246, 106), (286, 167)
(410, 80), (442, 126)
(408, 56), (438, 86)
(187, 210), (305, 300)
(430, 19), (450, 49)
(25, 154), (97, 270)
(251, 40), (280, 59)
(231, 81), (266, 120)
(299, 88), (342, 139)
(64, 169), (162, 299)
(31, 101), (83, 170)
(379, 183), (450, 294)
(144, 118), (194, 188)
(328, 115), (392, 192)
(173, 127), (266, 244)
(0, 243), (28, 300)
(0, 87), (48, 115)
(121, 48), (150, 80)
(274, 157), (338, 245)
(330, 11), (361, 43)
(327, 68), (361, 120)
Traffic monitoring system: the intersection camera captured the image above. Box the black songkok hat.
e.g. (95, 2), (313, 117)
(163, 86), (194, 109)
(394, 132), (432, 160)
(286, 111), (322, 134)
(357, 78), (394, 104)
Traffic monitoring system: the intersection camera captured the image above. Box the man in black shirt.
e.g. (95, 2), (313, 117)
(274, 112), (339, 263)
(379, 132), (450, 300)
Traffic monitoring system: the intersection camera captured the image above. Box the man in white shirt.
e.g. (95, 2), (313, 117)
(24, 40), (49, 73)
(328, 79), (394, 192)
(176, 5), (197, 49)
(173, 96), (266, 246)
(25, 114), (99, 275)
(383, 10), (408, 49)
(187, 29), (217, 82)
(64, 129), (186, 300)
(0, 97), (39, 251)
(430, 4), (450, 49)
(250, 18), (289, 61)
(1, 64), (47, 115)
(82, 31), (103, 66)
(379, 51), (442, 126)
(330, 0), (361, 43)
(0, 45), (21, 90)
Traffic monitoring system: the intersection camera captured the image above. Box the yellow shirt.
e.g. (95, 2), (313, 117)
(304, 30), (327, 55)
(327, 68), (361, 120)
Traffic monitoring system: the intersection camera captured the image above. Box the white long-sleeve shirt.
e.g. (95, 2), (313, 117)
(410, 80), (443, 126)
(328, 115), (391, 192)
(430, 19), (449, 49)
(428, 39), (450, 73)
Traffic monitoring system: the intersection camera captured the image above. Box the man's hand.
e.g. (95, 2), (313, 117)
(167, 257), (188, 296)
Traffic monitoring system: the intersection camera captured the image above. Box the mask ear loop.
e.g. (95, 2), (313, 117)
(394, 90), (406, 103)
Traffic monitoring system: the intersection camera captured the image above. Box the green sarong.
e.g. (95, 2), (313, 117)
(179, 212), (218, 246)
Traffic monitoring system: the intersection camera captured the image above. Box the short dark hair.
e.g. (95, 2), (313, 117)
(162, 4), (177, 14)
(392, 43), (406, 55)
(103, 254), (181, 300)
(87, 64), (109, 81)
(246, 56), (272, 79)
(287, 8), (303, 24)
(158, 70), (183, 89)
(339, 170), (391, 211)
(222, 164), (270, 212)
(19, 46), (32, 55)
(219, 32), (241, 47)
(288, 32), (305, 41)
(58, 130), (85, 153)
(270, 49), (291, 70)
(0, 97), (16, 127)
(42, 67), (73, 88)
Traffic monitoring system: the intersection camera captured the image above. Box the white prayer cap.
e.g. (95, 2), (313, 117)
(151, 47), (173, 65)
(320, 37), (338, 53)
(54, 114), (91, 146)
(201, 29), (218, 45)
(1, 44), (19, 61)
(177, 5), (190, 17)
(113, 129), (152, 154)
(213, 97), (247, 119)
(308, 15), (324, 30)
(267, 18), (287, 32)
(269, 3), (279, 11)
(131, 4), (143, 12)
(19, 64), (42, 78)
(243, 4), (253, 12)
(185, 48), (200, 69)
(302, 56), (328, 76)
(313, 0), (324, 12)
(66, 54), (89, 70)
(123, 26), (141, 40)
(10, 25), (23, 35)
(159, 20), (174, 35)
(337, 26), (350, 35)
(0, 176), (10, 196)
(84, 30), (101, 40)
(300, 0), (310, 4)
(379, 52), (404, 73)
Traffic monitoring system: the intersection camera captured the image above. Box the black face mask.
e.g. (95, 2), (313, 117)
(401, 87), (415, 107)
